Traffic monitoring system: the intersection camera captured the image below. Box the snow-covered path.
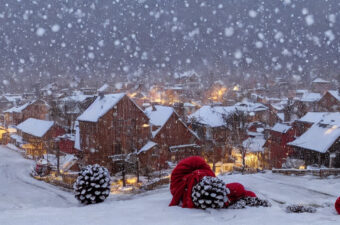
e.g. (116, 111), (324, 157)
(0, 147), (77, 211)
(0, 146), (339, 225)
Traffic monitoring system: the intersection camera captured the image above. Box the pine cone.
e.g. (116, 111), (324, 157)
(228, 197), (271, 209)
(74, 164), (111, 204)
(243, 197), (271, 207)
(191, 176), (229, 209)
(286, 204), (316, 213)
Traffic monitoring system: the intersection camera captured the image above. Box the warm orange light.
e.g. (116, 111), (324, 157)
(207, 86), (227, 102)
(233, 85), (240, 91)
(128, 92), (138, 98)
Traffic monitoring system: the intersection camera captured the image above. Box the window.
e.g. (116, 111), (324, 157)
(115, 143), (122, 155)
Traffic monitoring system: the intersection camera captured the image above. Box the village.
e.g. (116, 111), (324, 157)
(0, 73), (339, 191)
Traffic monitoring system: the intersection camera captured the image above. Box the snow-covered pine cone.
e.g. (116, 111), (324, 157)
(286, 204), (316, 213)
(191, 176), (229, 209)
(74, 164), (111, 204)
(243, 197), (271, 207)
(228, 197), (271, 209)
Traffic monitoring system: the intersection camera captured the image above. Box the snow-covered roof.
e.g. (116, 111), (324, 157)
(277, 113), (284, 121)
(318, 112), (340, 126)
(169, 144), (200, 152)
(17, 118), (54, 138)
(297, 112), (328, 124)
(271, 103), (285, 111)
(183, 102), (195, 107)
(57, 133), (75, 141)
(327, 90), (340, 102)
(296, 89), (308, 94)
(144, 105), (174, 137)
(173, 70), (198, 79)
(271, 123), (291, 133)
(61, 154), (78, 172)
(243, 137), (266, 152)
(145, 105), (174, 127)
(3, 95), (22, 102)
(289, 122), (340, 153)
(77, 93), (125, 122)
(41, 83), (57, 91)
(60, 94), (93, 102)
(312, 78), (330, 83)
(4, 102), (30, 113)
(300, 92), (321, 102)
(138, 141), (157, 154)
(98, 83), (109, 92)
(188, 105), (235, 127)
(297, 112), (340, 125)
(234, 102), (268, 112)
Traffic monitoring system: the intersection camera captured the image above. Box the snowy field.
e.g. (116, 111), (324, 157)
(0, 146), (339, 225)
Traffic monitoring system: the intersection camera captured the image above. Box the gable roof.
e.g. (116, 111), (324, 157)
(297, 112), (328, 124)
(289, 113), (340, 153)
(188, 105), (235, 127)
(297, 112), (340, 125)
(234, 102), (268, 112)
(17, 118), (54, 138)
(144, 105), (175, 137)
(77, 93), (125, 122)
(288, 123), (340, 153)
(271, 123), (292, 133)
(138, 140), (157, 154)
(4, 99), (49, 113)
(145, 105), (174, 127)
(312, 78), (330, 83)
(243, 136), (266, 152)
(327, 90), (340, 102)
(300, 92), (321, 102)
(4, 102), (30, 113)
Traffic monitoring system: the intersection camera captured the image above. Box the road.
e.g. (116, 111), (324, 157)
(0, 146), (76, 211)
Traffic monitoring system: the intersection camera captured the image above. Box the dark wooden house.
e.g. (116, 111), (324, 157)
(264, 123), (295, 168)
(289, 113), (340, 168)
(17, 118), (65, 158)
(76, 93), (150, 173)
(318, 90), (340, 112)
(4, 100), (50, 126)
(140, 105), (200, 171)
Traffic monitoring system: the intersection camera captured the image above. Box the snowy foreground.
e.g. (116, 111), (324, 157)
(0, 146), (339, 225)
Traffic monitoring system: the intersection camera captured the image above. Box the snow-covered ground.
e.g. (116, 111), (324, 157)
(0, 146), (339, 225)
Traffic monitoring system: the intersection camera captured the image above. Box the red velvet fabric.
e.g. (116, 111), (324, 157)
(169, 156), (215, 208)
(245, 190), (257, 198)
(225, 183), (257, 206)
(226, 183), (246, 203)
(335, 197), (340, 215)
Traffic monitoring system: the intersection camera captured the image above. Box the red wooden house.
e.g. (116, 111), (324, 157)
(311, 78), (331, 94)
(16, 118), (65, 158)
(265, 123), (295, 168)
(58, 134), (78, 155)
(76, 93), (150, 173)
(188, 105), (239, 171)
(318, 90), (340, 112)
(4, 100), (50, 126)
(292, 112), (327, 137)
(140, 105), (200, 171)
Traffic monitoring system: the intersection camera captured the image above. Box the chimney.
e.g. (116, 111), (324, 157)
(151, 102), (157, 111)
(99, 91), (104, 99)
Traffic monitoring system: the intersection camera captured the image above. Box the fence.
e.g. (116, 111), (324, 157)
(272, 168), (340, 177)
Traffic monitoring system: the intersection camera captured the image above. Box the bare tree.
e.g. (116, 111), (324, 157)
(223, 109), (248, 174)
